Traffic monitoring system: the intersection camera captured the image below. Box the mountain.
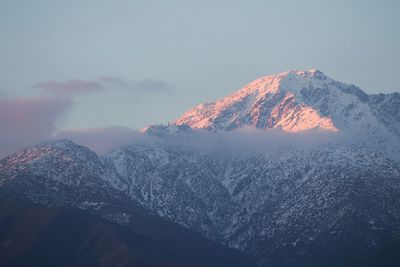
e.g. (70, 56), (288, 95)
(0, 140), (256, 267)
(104, 143), (400, 267)
(1, 69), (400, 266)
(173, 69), (400, 160)
(174, 69), (338, 132)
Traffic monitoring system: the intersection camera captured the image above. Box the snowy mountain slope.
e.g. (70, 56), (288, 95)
(370, 92), (400, 137)
(0, 139), (121, 188)
(104, 145), (236, 241)
(172, 69), (400, 160)
(103, 142), (400, 266)
(0, 140), (257, 267)
(2, 139), (400, 265)
(224, 145), (400, 266)
(2, 139), (400, 266)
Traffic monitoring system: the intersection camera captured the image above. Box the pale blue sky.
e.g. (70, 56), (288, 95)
(1, 0), (399, 130)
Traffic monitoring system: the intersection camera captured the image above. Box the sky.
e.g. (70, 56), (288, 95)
(0, 0), (399, 156)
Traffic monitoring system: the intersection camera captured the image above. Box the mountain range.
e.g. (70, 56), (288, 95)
(1, 69), (400, 266)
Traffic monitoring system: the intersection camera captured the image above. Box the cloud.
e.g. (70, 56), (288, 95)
(34, 80), (104, 95)
(135, 126), (346, 157)
(34, 77), (171, 97)
(52, 125), (345, 157)
(135, 79), (171, 92)
(98, 77), (171, 92)
(0, 96), (71, 158)
(54, 124), (346, 157)
(55, 126), (137, 154)
(0, 75), (172, 158)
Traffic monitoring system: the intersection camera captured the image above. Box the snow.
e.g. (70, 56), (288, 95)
(173, 69), (344, 132)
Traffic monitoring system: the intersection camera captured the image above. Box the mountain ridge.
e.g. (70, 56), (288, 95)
(1, 69), (400, 266)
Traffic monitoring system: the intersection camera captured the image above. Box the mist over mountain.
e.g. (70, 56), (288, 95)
(1, 69), (400, 266)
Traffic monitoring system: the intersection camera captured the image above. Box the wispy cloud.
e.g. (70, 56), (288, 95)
(135, 78), (171, 92)
(34, 77), (171, 96)
(34, 80), (104, 95)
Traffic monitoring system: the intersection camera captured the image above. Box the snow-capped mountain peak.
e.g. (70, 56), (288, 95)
(172, 69), (351, 132)
(0, 139), (117, 188)
(169, 69), (400, 160)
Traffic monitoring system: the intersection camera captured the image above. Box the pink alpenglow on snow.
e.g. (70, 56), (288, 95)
(174, 69), (339, 132)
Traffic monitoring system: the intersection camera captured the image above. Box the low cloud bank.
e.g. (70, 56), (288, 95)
(60, 124), (345, 156)
(34, 80), (104, 95)
(129, 126), (347, 156)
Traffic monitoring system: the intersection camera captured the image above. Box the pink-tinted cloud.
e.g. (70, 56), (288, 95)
(34, 80), (104, 95)
(56, 126), (136, 154)
(0, 96), (71, 158)
(0, 75), (172, 158)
